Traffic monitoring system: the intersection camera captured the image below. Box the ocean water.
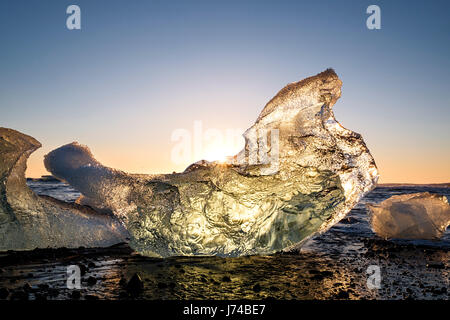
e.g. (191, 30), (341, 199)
(0, 181), (447, 300)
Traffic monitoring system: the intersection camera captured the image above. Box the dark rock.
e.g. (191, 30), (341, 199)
(10, 290), (28, 300)
(311, 274), (325, 281)
(334, 290), (349, 299)
(34, 293), (47, 301)
(86, 276), (97, 286)
(79, 264), (88, 276)
(309, 269), (333, 280)
(23, 283), (32, 292)
(0, 288), (9, 299)
(431, 287), (447, 295)
(119, 277), (127, 286)
(71, 290), (81, 300)
(157, 282), (168, 289)
(38, 283), (49, 290)
(333, 282), (342, 287)
(88, 262), (96, 268)
(269, 286), (280, 292)
(252, 284), (261, 293)
(84, 294), (99, 300)
(222, 276), (231, 282)
(47, 288), (59, 297)
(126, 273), (144, 294)
(426, 263), (445, 269)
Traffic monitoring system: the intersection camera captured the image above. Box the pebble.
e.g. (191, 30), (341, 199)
(34, 293), (47, 301)
(22, 283), (32, 292)
(47, 288), (59, 297)
(0, 288), (9, 299)
(79, 264), (88, 276)
(252, 284), (262, 293)
(87, 276), (97, 286)
(157, 282), (167, 289)
(426, 263), (445, 269)
(38, 283), (49, 290)
(126, 273), (144, 294)
(119, 277), (127, 286)
(269, 286), (280, 292)
(71, 290), (81, 300)
(10, 290), (28, 300)
(334, 290), (349, 299)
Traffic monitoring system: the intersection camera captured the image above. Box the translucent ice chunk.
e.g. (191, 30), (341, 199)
(44, 69), (379, 257)
(367, 192), (450, 240)
(0, 128), (128, 251)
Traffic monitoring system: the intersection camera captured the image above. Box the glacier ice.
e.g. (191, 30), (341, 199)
(0, 128), (128, 251)
(41, 69), (379, 257)
(367, 192), (450, 240)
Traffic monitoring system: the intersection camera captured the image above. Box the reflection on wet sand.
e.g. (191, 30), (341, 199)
(0, 234), (447, 300)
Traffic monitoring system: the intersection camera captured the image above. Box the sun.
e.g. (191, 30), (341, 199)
(202, 148), (229, 163)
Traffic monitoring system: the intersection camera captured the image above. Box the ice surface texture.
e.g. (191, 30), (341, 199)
(0, 128), (128, 251)
(368, 192), (450, 240)
(43, 69), (378, 257)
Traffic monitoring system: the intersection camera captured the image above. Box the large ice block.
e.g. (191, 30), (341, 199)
(44, 69), (379, 257)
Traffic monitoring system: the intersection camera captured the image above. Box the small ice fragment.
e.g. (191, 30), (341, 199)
(367, 192), (450, 240)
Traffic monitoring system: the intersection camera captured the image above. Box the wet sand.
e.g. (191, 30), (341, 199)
(0, 232), (447, 300)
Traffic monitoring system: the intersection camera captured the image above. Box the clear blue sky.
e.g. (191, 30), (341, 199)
(1, 0), (449, 182)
